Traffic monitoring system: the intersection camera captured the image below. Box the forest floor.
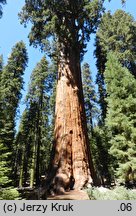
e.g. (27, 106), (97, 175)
(47, 190), (89, 200)
(18, 187), (89, 200)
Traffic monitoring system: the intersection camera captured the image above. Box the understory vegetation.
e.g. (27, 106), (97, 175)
(87, 186), (136, 200)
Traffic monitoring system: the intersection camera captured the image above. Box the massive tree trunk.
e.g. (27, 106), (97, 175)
(48, 48), (95, 194)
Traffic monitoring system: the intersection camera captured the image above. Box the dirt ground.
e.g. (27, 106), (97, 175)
(47, 190), (89, 200)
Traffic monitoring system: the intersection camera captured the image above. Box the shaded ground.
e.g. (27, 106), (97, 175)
(47, 190), (89, 200)
(18, 187), (89, 200)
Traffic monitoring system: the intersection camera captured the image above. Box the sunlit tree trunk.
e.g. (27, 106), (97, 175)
(49, 49), (95, 193)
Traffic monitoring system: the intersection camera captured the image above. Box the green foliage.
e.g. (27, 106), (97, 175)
(14, 109), (32, 187)
(96, 10), (136, 75)
(19, 0), (104, 57)
(26, 56), (56, 174)
(0, 41), (28, 149)
(105, 52), (136, 184)
(0, 42), (28, 190)
(87, 186), (136, 200)
(0, 55), (3, 72)
(0, 142), (11, 186)
(82, 62), (98, 133)
(91, 126), (113, 185)
(0, 187), (20, 200)
(0, 0), (6, 18)
(82, 63), (110, 184)
(95, 10), (136, 121)
(0, 55), (11, 190)
(15, 56), (56, 187)
(0, 141), (20, 200)
(0, 55), (3, 129)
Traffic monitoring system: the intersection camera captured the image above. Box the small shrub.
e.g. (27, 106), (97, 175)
(87, 186), (136, 200)
(0, 187), (20, 200)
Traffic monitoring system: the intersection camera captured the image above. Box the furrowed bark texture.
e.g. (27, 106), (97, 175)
(49, 50), (95, 193)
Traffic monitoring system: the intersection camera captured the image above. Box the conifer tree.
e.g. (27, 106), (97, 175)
(95, 10), (136, 121)
(0, 41), (28, 150)
(105, 52), (136, 184)
(0, 141), (20, 200)
(0, 0), (6, 18)
(16, 57), (56, 187)
(0, 142), (10, 187)
(28, 57), (48, 186)
(82, 62), (98, 134)
(0, 52), (11, 197)
(0, 53), (20, 197)
(20, 0), (126, 193)
(82, 63), (111, 185)
(0, 55), (3, 73)
(14, 109), (31, 187)
(0, 42), (28, 187)
(19, 0), (107, 192)
(0, 55), (3, 128)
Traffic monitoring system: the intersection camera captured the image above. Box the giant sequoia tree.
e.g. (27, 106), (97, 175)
(19, 0), (127, 193)
(19, 0), (106, 192)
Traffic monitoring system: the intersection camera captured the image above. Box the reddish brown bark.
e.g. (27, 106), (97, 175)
(49, 50), (95, 193)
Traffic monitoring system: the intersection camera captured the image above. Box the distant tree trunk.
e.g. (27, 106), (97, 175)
(30, 135), (36, 188)
(19, 150), (24, 187)
(88, 103), (93, 135)
(24, 139), (31, 187)
(36, 93), (43, 187)
(48, 48), (96, 193)
(35, 125), (41, 187)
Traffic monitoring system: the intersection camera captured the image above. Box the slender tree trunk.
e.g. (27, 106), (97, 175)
(13, 143), (20, 186)
(88, 103), (93, 136)
(48, 49), (96, 193)
(35, 109), (41, 187)
(30, 135), (36, 188)
(19, 150), (24, 187)
(24, 139), (31, 186)
(35, 130), (40, 186)
(36, 90), (43, 186)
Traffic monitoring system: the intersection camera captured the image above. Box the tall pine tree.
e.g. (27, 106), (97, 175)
(105, 52), (136, 185)
(95, 10), (136, 121)
(16, 56), (56, 188)
(82, 63), (111, 185)
(0, 41), (28, 150)
(82, 62), (98, 135)
(0, 55), (3, 130)
(0, 41), (28, 186)
(26, 56), (54, 187)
